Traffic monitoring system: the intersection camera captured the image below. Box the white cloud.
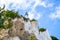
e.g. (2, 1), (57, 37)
(49, 6), (60, 19)
(0, 0), (53, 20)
(28, 12), (41, 20)
(0, 0), (33, 10)
(0, 0), (53, 10)
(28, 12), (35, 20)
(36, 14), (41, 20)
(47, 3), (54, 8)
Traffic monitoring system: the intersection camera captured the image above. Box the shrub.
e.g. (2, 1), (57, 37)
(5, 10), (19, 19)
(28, 34), (36, 40)
(30, 19), (36, 22)
(23, 17), (29, 22)
(51, 36), (58, 40)
(39, 28), (46, 32)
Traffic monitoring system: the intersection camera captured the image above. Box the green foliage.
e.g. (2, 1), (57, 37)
(5, 10), (19, 19)
(0, 24), (4, 29)
(0, 5), (19, 29)
(29, 34), (36, 40)
(23, 12), (29, 22)
(30, 19), (36, 22)
(23, 17), (29, 22)
(51, 36), (58, 40)
(39, 28), (46, 32)
(0, 17), (4, 28)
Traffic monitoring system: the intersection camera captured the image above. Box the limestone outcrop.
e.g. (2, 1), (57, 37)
(0, 17), (37, 40)
(0, 6), (53, 40)
(0, 17), (52, 40)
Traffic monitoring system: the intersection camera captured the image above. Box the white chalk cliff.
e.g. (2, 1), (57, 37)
(24, 19), (52, 40)
(0, 16), (52, 40)
(0, 6), (53, 40)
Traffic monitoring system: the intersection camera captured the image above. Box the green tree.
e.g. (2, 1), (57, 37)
(23, 17), (29, 22)
(5, 10), (19, 19)
(51, 36), (58, 40)
(0, 5), (5, 28)
(0, 5), (19, 29)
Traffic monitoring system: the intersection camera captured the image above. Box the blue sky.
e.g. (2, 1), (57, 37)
(0, 0), (60, 39)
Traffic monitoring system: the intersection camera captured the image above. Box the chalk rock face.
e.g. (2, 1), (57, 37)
(31, 21), (38, 27)
(24, 21), (32, 33)
(30, 21), (40, 40)
(24, 21), (52, 40)
(1, 36), (9, 40)
(8, 36), (20, 40)
(0, 29), (9, 40)
(24, 21), (39, 40)
(39, 30), (52, 40)
(8, 18), (25, 39)
(20, 31), (30, 40)
(0, 17), (52, 40)
(8, 25), (17, 37)
(8, 18), (35, 40)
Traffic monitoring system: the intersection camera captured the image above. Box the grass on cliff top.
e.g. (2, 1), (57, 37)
(39, 28), (46, 32)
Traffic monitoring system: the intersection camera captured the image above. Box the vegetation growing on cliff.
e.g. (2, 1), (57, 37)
(0, 5), (59, 40)
(0, 6), (19, 29)
(39, 28), (46, 32)
(30, 19), (36, 22)
(51, 36), (58, 40)
(28, 34), (36, 40)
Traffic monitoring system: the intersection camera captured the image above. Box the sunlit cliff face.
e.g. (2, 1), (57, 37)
(0, 17), (52, 40)
(24, 19), (52, 40)
(39, 30), (52, 40)
(11, 17), (25, 37)
(24, 20), (32, 33)
(8, 17), (25, 40)
(24, 20), (40, 40)
(31, 21), (38, 27)
(18, 17), (24, 23)
(12, 17), (24, 23)
(31, 21), (40, 40)
(24, 20), (38, 33)
(9, 36), (20, 40)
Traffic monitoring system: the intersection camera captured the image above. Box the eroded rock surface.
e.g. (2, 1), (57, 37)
(0, 17), (51, 40)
